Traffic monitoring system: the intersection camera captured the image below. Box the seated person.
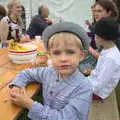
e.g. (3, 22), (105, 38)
(27, 5), (52, 39)
(0, 0), (29, 48)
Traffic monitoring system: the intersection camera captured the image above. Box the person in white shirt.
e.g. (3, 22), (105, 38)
(87, 17), (120, 99)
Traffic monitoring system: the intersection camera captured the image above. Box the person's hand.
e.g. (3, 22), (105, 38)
(83, 68), (92, 76)
(85, 20), (92, 26)
(20, 34), (31, 43)
(89, 47), (100, 59)
(44, 18), (52, 25)
(9, 87), (33, 109)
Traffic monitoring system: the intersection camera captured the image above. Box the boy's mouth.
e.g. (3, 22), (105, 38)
(59, 65), (70, 70)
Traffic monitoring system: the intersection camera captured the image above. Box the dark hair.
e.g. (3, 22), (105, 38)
(38, 5), (44, 15)
(94, 0), (119, 20)
(93, 17), (120, 41)
(0, 4), (7, 17)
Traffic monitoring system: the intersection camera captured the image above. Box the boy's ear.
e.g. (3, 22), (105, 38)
(79, 51), (85, 61)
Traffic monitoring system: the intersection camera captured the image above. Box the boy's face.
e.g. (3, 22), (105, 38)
(49, 41), (84, 78)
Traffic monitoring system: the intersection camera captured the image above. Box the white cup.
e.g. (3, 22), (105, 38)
(35, 36), (41, 42)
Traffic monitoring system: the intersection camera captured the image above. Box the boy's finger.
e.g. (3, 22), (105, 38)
(20, 87), (26, 94)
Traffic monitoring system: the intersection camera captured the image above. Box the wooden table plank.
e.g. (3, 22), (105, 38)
(0, 69), (19, 86)
(0, 48), (8, 55)
(2, 62), (33, 71)
(0, 48), (40, 120)
(0, 53), (10, 66)
(0, 84), (40, 120)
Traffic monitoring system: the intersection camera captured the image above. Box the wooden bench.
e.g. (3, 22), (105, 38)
(89, 91), (120, 120)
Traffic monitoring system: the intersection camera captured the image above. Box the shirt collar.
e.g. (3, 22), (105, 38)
(100, 46), (117, 56)
(54, 68), (80, 83)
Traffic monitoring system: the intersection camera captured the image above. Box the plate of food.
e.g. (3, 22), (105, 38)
(8, 40), (37, 64)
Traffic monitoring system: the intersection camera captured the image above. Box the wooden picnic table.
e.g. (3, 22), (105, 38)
(0, 45), (42, 120)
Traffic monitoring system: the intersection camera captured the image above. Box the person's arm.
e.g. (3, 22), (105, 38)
(0, 19), (9, 47)
(27, 87), (92, 120)
(10, 86), (92, 120)
(9, 67), (47, 110)
(9, 67), (46, 87)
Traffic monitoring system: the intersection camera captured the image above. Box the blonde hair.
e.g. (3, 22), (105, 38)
(48, 32), (84, 50)
(7, 0), (20, 14)
(7, 0), (22, 26)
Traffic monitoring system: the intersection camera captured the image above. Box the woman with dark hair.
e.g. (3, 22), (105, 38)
(93, 0), (120, 51)
(90, 0), (119, 51)
(94, 0), (119, 22)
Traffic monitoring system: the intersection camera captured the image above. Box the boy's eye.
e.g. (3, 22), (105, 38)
(51, 50), (61, 55)
(65, 49), (76, 54)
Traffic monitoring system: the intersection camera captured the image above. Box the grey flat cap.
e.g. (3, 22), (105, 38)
(42, 21), (90, 50)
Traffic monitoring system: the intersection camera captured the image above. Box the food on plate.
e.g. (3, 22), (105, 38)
(8, 39), (29, 51)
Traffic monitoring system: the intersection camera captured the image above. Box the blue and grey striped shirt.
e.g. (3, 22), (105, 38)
(11, 67), (93, 120)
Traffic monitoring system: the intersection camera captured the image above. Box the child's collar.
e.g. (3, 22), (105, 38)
(57, 69), (79, 83)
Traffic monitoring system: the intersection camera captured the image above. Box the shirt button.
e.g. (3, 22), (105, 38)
(56, 79), (59, 82)
(50, 91), (53, 95)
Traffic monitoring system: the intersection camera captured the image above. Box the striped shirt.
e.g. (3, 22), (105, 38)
(11, 67), (93, 120)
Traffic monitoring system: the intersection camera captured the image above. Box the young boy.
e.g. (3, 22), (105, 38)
(88, 17), (120, 99)
(9, 22), (93, 120)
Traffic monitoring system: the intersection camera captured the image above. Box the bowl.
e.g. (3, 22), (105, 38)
(8, 44), (37, 64)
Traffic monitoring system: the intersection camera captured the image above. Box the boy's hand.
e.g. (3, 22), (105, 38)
(9, 87), (33, 109)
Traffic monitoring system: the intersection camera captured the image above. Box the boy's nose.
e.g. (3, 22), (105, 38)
(60, 53), (68, 61)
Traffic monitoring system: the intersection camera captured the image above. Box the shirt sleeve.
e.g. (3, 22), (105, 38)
(36, 18), (48, 30)
(10, 67), (46, 87)
(88, 57), (117, 91)
(28, 88), (92, 120)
